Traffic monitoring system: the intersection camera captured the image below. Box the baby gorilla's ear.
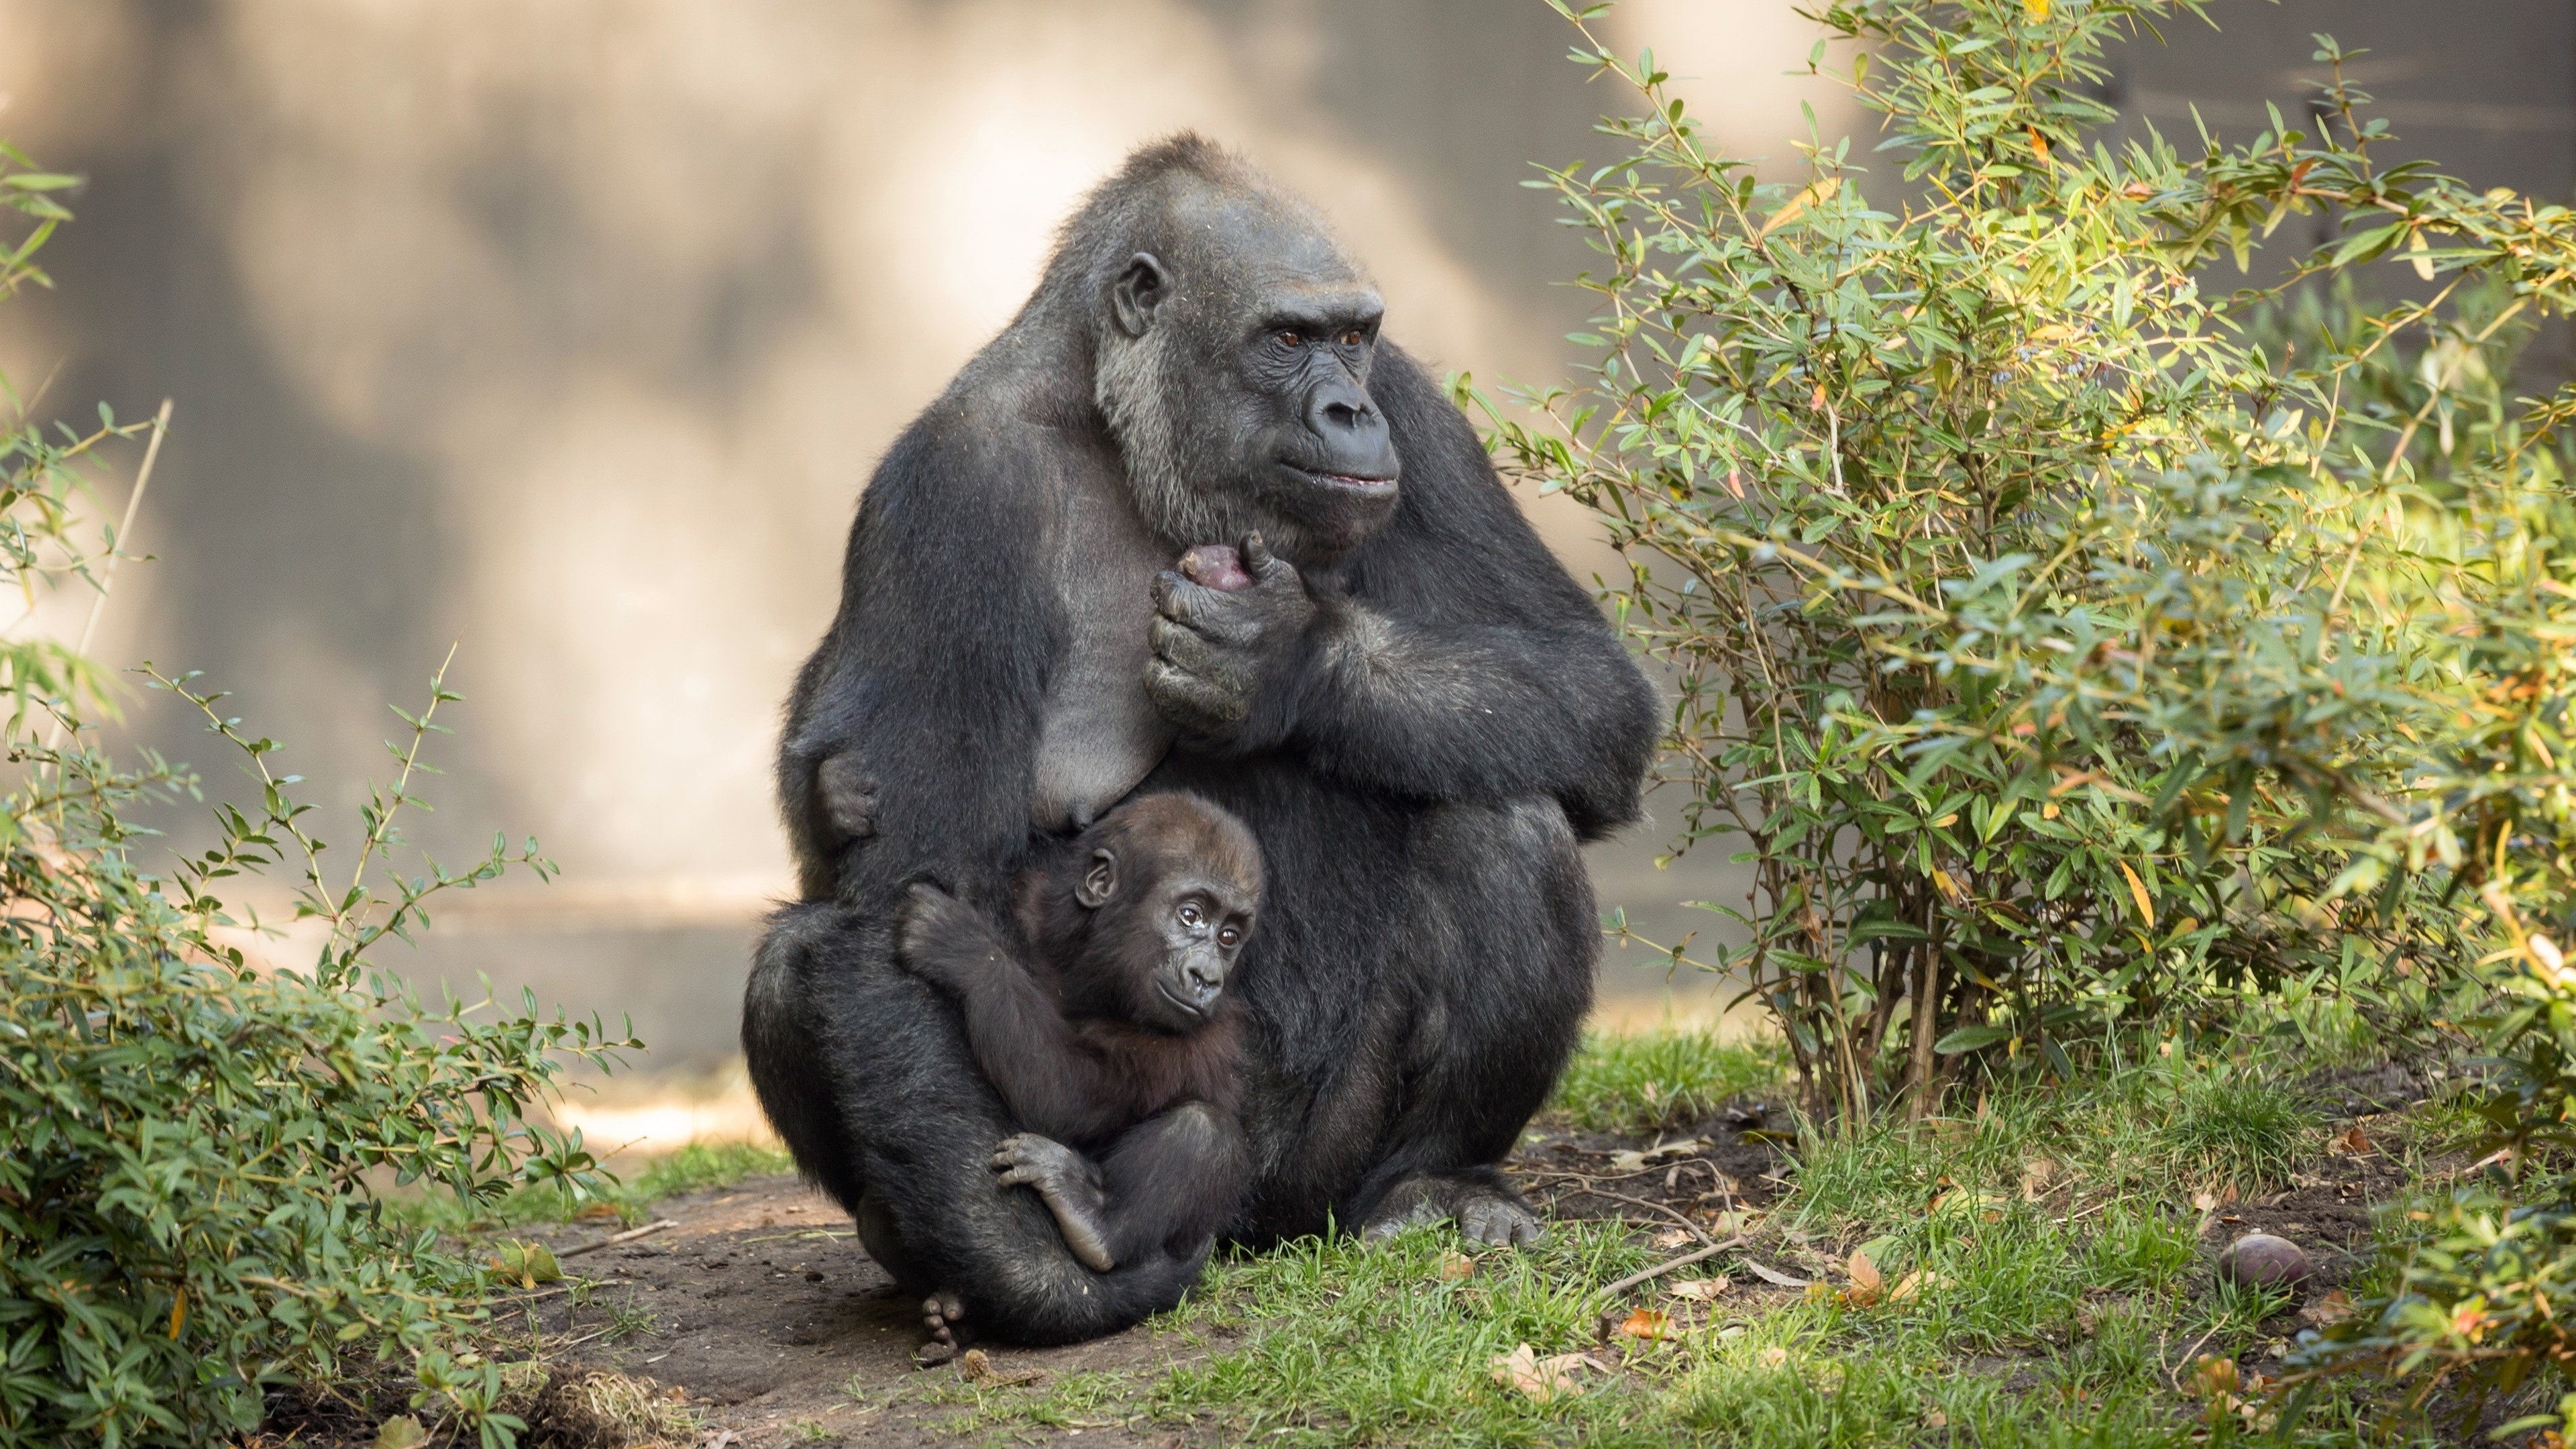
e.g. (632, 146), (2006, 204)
(1075, 847), (1119, 909)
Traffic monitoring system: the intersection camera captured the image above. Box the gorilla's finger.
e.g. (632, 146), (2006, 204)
(1148, 616), (1221, 673)
(1145, 661), (1248, 727)
(1151, 570), (1226, 625)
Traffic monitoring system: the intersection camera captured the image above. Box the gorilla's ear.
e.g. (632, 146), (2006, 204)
(1075, 848), (1120, 908)
(1110, 252), (1170, 338)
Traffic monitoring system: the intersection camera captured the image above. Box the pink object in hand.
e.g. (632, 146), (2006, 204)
(1180, 544), (1254, 592)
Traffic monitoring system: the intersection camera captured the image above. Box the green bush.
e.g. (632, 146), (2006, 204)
(1485, 0), (2570, 1129)
(1500, 0), (2576, 1421)
(0, 144), (634, 1448)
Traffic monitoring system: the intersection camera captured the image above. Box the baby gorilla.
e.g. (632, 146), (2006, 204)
(896, 792), (1258, 1352)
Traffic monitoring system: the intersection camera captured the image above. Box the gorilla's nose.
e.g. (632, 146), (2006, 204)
(1305, 378), (1397, 481)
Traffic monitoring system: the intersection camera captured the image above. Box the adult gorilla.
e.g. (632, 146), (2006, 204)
(743, 135), (1656, 1344)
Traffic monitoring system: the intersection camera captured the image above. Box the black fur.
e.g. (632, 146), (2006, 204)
(743, 134), (1656, 1344)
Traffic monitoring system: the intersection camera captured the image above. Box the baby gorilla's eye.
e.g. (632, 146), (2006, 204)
(1177, 902), (1205, 927)
(1218, 925), (1242, 947)
(1274, 329), (1304, 349)
(1338, 328), (1364, 347)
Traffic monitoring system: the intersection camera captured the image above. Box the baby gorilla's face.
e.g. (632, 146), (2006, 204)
(1126, 867), (1254, 1032)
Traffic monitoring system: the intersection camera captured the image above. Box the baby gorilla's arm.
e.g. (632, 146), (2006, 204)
(895, 883), (1110, 1141)
(991, 1103), (1248, 1272)
(991, 1134), (1116, 1271)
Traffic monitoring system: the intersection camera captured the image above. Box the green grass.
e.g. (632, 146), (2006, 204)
(1548, 1027), (1784, 1134)
(890, 1032), (2457, 1446)
(391, 1138), (795, 1236)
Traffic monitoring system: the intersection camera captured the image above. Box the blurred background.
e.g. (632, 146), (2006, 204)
(0, 0), (2567, 1146)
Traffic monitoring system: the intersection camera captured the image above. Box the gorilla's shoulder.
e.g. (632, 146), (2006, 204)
(864, 327), (1107, 520)
(1369, 342), (1499, 504)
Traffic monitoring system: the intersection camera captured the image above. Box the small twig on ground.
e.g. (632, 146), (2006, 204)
(561, 1218), (680, 1258)
(1595, 1236), (1747, 1301)
(1546, 1184), (1719, 1244)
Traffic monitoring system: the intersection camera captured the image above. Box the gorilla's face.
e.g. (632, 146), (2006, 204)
(1096, 191), (1403, 564)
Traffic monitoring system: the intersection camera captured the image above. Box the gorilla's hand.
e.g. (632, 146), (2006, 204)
(894, 882), (998, 993)
(1145, 533), (1315, 743)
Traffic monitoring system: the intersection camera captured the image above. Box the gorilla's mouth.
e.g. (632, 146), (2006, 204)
(1287, 464), (1397, 497)
(1158, 981), (1215, 1018)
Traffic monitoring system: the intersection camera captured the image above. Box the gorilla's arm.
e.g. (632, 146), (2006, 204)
(776, 402), (1070, 906)
(1151, 347), (1658, 839)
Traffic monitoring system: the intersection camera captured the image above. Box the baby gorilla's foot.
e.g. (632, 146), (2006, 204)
(991, 1133), (1116, 1272)
(914, 1289), (970, 1367)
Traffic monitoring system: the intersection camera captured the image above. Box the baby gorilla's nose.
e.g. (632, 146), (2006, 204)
(1183, 959), (1225, 1000)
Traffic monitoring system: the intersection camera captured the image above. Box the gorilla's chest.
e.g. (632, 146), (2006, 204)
(1029, 477), (1173, 832)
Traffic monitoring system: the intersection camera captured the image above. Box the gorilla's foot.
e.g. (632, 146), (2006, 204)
(1361, 1173), (1547, 1248)
(914, 1289), (973, 1367)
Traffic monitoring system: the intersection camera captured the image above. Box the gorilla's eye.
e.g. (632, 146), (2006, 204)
(1178, 901), (1205, 927)
(1274, 329), (1304, 350)
(1218, 924), (1243, 948)
(1338, 329), (1365, 347)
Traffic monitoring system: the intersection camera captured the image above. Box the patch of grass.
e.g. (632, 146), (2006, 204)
(1549, 1028), (1784, 1134)
(392, 1138), (795, 1236)
(2150, 1072), (2318, 1193)
(1108, 1040), (2442, 1446)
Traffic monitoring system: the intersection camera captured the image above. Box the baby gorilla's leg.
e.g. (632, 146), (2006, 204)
(991, 1134), (1115, 1272)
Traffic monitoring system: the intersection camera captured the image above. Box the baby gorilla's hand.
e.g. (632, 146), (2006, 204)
(992, 1133), (1116, 1272)
(894, 882), (996, 992)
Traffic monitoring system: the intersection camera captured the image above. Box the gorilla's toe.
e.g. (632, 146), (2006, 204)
(1363, 1173), (1548, 1249)
(1460, 1192), (1546, 1248)
(916, 1289), (972, 1366)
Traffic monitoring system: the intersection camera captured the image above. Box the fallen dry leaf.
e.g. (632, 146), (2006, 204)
(959, 1348), (1046, 1387)
(1758, 1346), (1791, 1368)
(373, 1417), (428, 1449)
(1844, 1251), (1883, 1307)
(2300, 1290), (2354, 1328)
(1614, 1308), (1674, 1341)
(1667, 1277), (1731, 1301)
(1741, 1258), (1813, 1289)
(2021, 1158), (2058, 1201)
(1606, 1136), (1711, 1174)
(2188, 1354), (2240, 1399)
(2330, 1125), (2373, 1156)
(1489, 1344), (1589, 1403)
(1888, 1270), (1933, 1303)
(1438, 1252), (1476, 1283)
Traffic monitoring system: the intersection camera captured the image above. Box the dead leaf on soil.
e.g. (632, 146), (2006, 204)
(1844, 1251), (1884, 1307)
(1438, 1251), (1477, 1282)
(1758, 1346), (1791, 1368)
(1490, 1343), (1591, 1403)
(572, 1202), (622, 1224)
(1741, 1258), (1813, 1289)
(1607, 1136), (1712, 1173)
(1668, 1276), (1731, 1301)
(2021, 1158), (2058, 1201)
(2301, 1291), (2355, 1327)
(1613, 1307), (1675, 1341)
(1888, 1270), (1935, 1303)
(2330, 1125), (2373, 1156)
(2187, 1354), (2240, 1399)
(373, 1416), (428, 1449)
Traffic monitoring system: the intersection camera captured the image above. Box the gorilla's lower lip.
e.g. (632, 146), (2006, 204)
(1157, 982), (1212, 1018)
(1287, 464), (1397, 496)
